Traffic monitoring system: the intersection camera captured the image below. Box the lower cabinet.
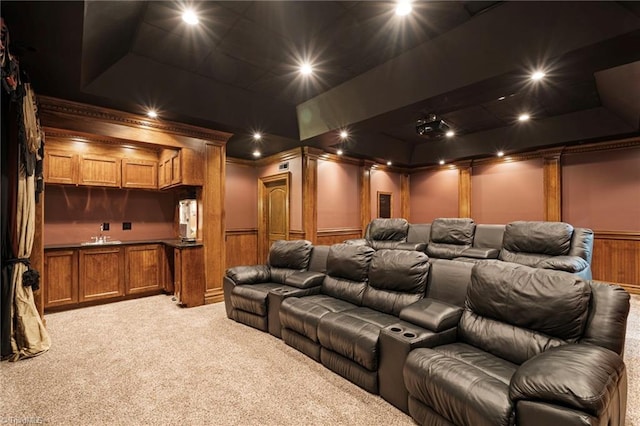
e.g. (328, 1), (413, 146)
(79, 246), (125, 302)
(44, 249), (79, 308)
(125, 244), (163, 294)
(44, 243), (167, 310)
(173, 246), (205, 307)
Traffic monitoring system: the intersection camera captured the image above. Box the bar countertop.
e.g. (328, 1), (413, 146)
(44, 239), (203, 250)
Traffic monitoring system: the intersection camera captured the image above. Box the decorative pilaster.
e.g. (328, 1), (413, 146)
(541, 148), (564, 222)
(302, 147), (321, 244)
(400, 173), (410, 220)
(457, 161), (472, 218)
(360, 161), (373, 236)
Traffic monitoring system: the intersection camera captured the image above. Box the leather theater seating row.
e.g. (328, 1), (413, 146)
(346, 218), (594, 280)
(222, 226), (629, 426)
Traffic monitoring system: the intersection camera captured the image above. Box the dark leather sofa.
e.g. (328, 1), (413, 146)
(223, 237), (628, 426)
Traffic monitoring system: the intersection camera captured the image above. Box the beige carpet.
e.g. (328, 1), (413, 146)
(1, 294), (638, 426)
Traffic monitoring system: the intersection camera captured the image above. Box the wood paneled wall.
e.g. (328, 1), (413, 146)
(226, 229), (258, 268)
(317, 228), (363, 245)
(592, 232), (640, 294)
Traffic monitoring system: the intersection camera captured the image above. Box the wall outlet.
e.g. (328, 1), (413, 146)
(122, 222), (132, 231)
(102, 222), (110, 231)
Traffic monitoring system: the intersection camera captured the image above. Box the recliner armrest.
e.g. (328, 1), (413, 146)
(225, 265), (270, 284)
(536, 256), (589, 273)
(395, 242), (427, 252)
(399, 298), (463, 332)
(284, 271), (325, 289)
(344, 238), (368, 246)
(459, 247), (500, 259)
(510, 344), (626, 417)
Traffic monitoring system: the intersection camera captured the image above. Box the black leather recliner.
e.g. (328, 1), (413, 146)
(403, 261), (629, 426)
(425, 218), (476, 259)
(499, 220), (594, 279)
(280, 243), (376, 362)
(346, 218), (427, 251)
(223, 240), (325, 333)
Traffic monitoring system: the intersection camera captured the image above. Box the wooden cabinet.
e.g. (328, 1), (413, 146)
(122, 159), (158, 189)
(173, 245), (205, 307)
(79, 246), (125, 302)
(79, 154), (121, 187)
(125, 244), (163, 294)
(44, 250), (78, 308)
(45, 151), (77, 184)
(159, 148), (204, 189)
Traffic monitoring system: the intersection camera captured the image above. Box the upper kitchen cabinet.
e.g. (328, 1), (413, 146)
(122, 159), (158, 189)
(45, 150), (77, 184)
(79, 154), (121, 187)
(159, 148), (204, 189)
(45, 137), (159, 189)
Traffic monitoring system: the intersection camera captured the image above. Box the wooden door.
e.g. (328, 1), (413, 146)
(125, 244), (163, 294)
(79, 247), (124, 301)
(258, 173), (290, 263)
(44, 249), (78, 308)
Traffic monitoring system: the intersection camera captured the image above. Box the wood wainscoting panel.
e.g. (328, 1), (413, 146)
(226, 229), (258, 269)
(592, 231), (640, 294)
(317, 228), (363, 246)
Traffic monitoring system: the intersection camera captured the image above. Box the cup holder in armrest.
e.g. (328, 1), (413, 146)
(390, 327), (402, 333)
(403, 332), (416, 338)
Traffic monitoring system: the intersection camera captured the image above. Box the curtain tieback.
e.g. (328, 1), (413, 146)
(5, 258), (40, 291)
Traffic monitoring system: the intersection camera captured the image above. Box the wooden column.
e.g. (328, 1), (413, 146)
(457, 161), (472, 218)
(360, 162), (373, 236)
(542, 149), (563, 222)
(203, 143), (226, 304)
(400, 173), (410, 220)
(32, 191), (45, 321)
(302, 147), (320, 244)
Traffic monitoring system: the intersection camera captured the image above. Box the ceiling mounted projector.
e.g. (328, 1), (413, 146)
(416, 114), (450, 138)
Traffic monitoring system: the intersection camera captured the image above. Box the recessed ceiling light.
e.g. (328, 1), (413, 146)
(439, 160), (445, 165)
(252, 150), (261, 158)
(445, 130), (455, 138)
(182, 10), (199, 25)
(339, 130), (348, 139)
(299, 63), (313, 76)
(531, 71), (546, 81)
(497, 151), (505, 157)
(337, 149), (344, 156)
(253, 132), (262, 141)
(518, 113), (530, 122)
(386, 161), (392, 166)
(497, 96), (506, 101)
(147, 110), (158, 118)
(395, 0), (412, 16)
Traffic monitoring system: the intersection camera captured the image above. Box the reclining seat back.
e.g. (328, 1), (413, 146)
(499, 221), (594, 279)
(460, 261), (592, 365)
(426, 218), (475, 259)
(321, 243), (376, 305)
(363, 249), (430, 315)
(268, 239), (314, 283)
(366, 218), (409, 250)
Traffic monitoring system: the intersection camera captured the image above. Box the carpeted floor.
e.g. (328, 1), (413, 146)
(1, 294), (639, 425)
